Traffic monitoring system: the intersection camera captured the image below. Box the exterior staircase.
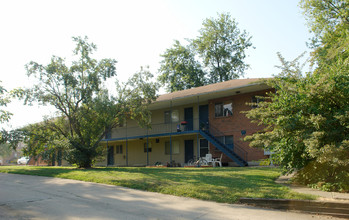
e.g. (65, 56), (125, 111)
(199, 129), (248, 167)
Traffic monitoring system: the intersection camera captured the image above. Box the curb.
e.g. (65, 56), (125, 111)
(239, 198), (349, 219)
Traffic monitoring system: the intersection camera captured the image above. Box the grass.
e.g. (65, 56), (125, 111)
(0, 166), (316, 203)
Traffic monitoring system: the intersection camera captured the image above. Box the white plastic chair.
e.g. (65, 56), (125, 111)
(205, 154), (213, 166)
(213, 154), (223, 167)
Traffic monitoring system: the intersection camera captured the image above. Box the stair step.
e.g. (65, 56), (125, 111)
(199, 130), (248, 167)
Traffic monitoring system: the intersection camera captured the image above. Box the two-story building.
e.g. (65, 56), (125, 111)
(99, 78), (271, 167)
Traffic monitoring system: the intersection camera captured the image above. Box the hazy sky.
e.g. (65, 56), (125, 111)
(0, 0), (311, 129)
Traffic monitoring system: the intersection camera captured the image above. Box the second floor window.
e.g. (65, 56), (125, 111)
(215, 102), (233, 117)
(164, 110), (179, 124)
(251, 96), (264, 109)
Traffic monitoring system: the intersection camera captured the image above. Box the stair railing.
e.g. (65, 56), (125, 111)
(200, 122), (248, 162)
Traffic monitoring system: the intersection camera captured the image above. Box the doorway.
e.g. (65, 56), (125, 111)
(107, 146), (114, 165)
(184, 140), (194, 163)
(184, 107), (193, 131)
(199, 105), (209, 129)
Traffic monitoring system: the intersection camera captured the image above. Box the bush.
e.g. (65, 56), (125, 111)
(293, 147), (349, 193)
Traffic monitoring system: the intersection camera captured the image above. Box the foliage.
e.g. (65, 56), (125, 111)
(0, 143), (12, 159)
(193, 13), (253, 84)
(20, 36), (158, 168)
(245, 54), (349, 174)
(158, 13), (253, 92)
(158, 40), (205, 92)
(0, 82), (12, 125)
(299, 0), (349, 67)
(244, 0), (349, 191)
(0, 166), (316, 203)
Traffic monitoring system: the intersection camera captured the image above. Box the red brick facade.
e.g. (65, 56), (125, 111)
(208, 89), (272, 163)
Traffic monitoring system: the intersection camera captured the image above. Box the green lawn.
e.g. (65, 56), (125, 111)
(0, 166), (316, 203)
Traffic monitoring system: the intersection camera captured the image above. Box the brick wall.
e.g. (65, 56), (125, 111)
(208, 89), (273, 163)
(27, 156), (50, 166)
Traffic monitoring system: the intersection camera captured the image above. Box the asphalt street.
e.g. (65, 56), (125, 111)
(0, 173), (339, 220)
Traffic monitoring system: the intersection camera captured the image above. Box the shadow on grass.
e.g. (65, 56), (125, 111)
(0, 166), (315, 203)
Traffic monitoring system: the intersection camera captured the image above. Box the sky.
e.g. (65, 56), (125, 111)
(0, 0), (312, 129)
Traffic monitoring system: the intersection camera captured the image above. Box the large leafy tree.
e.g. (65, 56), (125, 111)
(158, 41), (205, 92)
(22, 37), (158, 168)
(300, 0), (349, 66)
(158, 13), (253, 92)
(245, 0), (349, 192)
(193, 13), (252, 84)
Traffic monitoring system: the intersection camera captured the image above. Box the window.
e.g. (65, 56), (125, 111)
(225, 135), (234, 149)
(215, 102), (233, 117)
(200, 139), (209, 157)
(144, 143), (152, 153)
(252, 96), (264, 109)
(215, 103), (223, 117)
(164, 111), (171, 124)
(215, 135), (234, 150)
(165, 141), (179, 155)
(164, 110), (179, 123)
(172, 110), (179, 122)
(116, 145), (123, 154)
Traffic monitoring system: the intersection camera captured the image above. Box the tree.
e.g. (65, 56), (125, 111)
(158, 13), (253, 92)
(193, 13), (253, 83)
(244, 0), (349, 192)
(158, 40), (205, 92)
(0, 143), (12, 159)
(0, 82), (12, 124)
(22, 36), (158, 168)
(299, 0), (349, 66)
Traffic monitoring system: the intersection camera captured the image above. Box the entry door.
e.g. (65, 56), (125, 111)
(199, 105), (209, 129)
(184, 140), (194, 163)
(184, 107), (193, 131)
(107, 146), (114, 165)
(51, 151), (55, 166)
(57, 150), (62, 166)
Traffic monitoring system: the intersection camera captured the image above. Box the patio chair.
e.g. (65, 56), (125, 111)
(205, 153), (213, 166)
(213, 154), (223, 167)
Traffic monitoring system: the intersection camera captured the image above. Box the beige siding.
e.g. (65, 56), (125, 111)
(110, 102), (208, 140)
(104, 135), (199, 166)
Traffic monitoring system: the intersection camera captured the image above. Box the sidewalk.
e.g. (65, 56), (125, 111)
(239, 174), (349, 218)
(276, 173), (349, 202)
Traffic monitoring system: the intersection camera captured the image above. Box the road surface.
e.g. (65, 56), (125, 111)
(0, 173), (338, 220)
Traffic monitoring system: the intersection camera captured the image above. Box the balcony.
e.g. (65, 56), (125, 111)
(108, 118), (200, 141)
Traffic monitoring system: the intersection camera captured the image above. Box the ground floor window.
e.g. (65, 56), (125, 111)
(165, 141), (179, 155)
(144, 143), (152, 153)
(200, 139), (209, 157)
(116, 145), (123, 154)
(215, 135), (234, 150)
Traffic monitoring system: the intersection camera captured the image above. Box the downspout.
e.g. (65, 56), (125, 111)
(126, 119), (128, 167)
(197, 96), (200, 167)
(170, 100), (172, 166)
(146, 128), (149, 166)
(106, 140), (109, 167)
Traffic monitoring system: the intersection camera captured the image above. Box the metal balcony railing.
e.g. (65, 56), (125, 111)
(110, 118), (200, 140)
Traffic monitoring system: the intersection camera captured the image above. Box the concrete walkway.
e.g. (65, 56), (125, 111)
(0, 173), (342, 220)
(276, 174), (349, 202)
